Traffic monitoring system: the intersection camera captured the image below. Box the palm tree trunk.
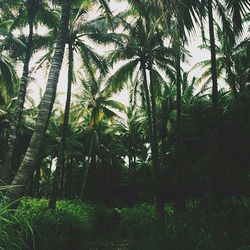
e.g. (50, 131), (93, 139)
(49, 42), (73, 209)
(148, 62), (164, 216)
(176, 47), (182, 141)
(79, 133), (95, 200)
(226, 60), (238, 100)
(1, 12), (34, 185)
(6, 0), (72, 206)
(65, 157), (73, 199)
(142, 63), (163, 215)
(175, 42), (186, 211)
(208, 0), (218, 110)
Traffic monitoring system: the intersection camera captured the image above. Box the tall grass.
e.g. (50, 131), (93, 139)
(0, 192), (34, 250)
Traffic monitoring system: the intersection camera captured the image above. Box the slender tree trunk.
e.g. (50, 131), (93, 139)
(142, 66), (152, 134)
(6, 0), (72, 206)
(132, 153), (136, 204)
(208, 0), (218, 110)
(128, 152), (133, 206)
(148, 62), (164, 216)
(176, 46), (182, 141)
(65, 157), (73, 199)
(226, 59), (238, 100)
(142, 63), (163, 215)
(79, 133), (95, 200)
(1, 12), (34, 185)
(34, 165), (41, 198)
(49, 42), (73, 209)
(175, 42), (186, 211)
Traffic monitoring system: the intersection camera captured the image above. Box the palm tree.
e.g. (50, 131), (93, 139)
(195, 23), (239, 100)
(199, 0), (249, 109)
(110, 107), (147, 205)
(74, 67), (126, 201)
(2, 0), (59, 184)
(6, 0), (72, 205)
(48, 2), (116, 209)
(6, 0), (115, 206)
(106, 3), (176, 214)
(156, 0), (201, 211)
(207, 0), (219, 110)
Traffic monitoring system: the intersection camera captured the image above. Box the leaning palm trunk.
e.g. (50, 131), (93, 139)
(1, 14), (34, 185)
(207, 0), (218, 110)
(49, 43), (73, 209)
(6, 0), (72, 205)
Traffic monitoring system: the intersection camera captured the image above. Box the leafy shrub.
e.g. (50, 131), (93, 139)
(117, 199), (250, 250)
(17, 198), (96, 250)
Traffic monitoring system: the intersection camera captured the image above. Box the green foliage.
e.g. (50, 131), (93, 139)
(1, 198), (250, 250)
(0, 195), (34, 250)
(117, 200), (250, 250)
(16, 198), (96, 250)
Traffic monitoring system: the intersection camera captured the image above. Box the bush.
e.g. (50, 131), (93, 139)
(117, 199), (250, 250)
(1, 198), (249, 250)
(16, 198), (96, 250)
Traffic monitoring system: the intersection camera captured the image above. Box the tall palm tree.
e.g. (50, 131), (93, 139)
(106, 4), (176, 214)
(156, 0), (201, 211)
(2, 0), (58, 184)
(48, 2), (115, 209)
(199, 0), (249, 109)
(110, 107), (147, 205)
(195, 23), (239, 99)
(6, 0), (114, 206)
(6, 0), (72, 205)
(207, 0), (219, 110)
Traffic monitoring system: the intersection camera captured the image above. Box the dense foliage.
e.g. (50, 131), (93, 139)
(1, 198), (250, 249)
(0, 0), (250, 249)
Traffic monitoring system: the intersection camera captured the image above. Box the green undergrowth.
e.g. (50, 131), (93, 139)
(0, 198), (249, 250)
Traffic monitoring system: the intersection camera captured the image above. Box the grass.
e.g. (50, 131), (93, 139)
(0, 197), (249, 249)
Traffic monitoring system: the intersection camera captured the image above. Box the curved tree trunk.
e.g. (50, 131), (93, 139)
(49, 42), (73, 209)
(208, 0), (218, 110)
(1, 7), (35, 185)
(6, 0), (72, 206)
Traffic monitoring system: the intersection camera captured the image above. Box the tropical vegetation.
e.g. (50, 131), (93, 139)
(0, 0), (249, 249)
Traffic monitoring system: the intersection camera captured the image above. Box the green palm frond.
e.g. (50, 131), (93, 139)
(77, 41), (108, 74)
(0, 56), (18, 104)
(106, 45), (133, 66)
(103, 99), (127, 113)
(225, 0), (250, 33)
(37, 3), (60, 30)
(105, 59), (139, 94)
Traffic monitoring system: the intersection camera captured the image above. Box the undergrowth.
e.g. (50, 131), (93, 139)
(0, 197), (249, 250)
